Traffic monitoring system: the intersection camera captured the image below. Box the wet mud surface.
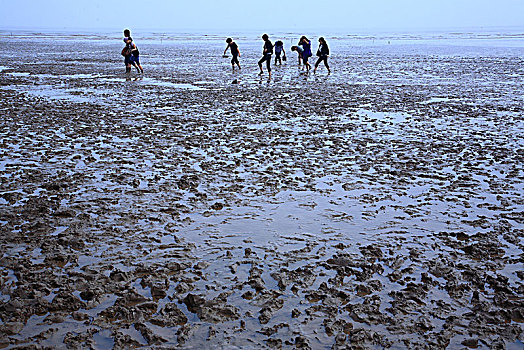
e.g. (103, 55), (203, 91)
(0, 33), (523, 349)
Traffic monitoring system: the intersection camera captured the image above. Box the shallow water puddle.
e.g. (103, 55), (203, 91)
(140, 77), (206, 90)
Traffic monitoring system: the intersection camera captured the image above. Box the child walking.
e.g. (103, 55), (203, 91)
(274, 40), (286, 65)
(125, 37), (144, 73)
(224, 38), (241, 70)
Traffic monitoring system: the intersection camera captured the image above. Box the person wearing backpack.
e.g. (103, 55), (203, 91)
(258, 34), (273, 76)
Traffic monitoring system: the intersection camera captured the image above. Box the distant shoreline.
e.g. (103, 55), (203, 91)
(0, 25), (523, 36)
(1, 27), (523, 49)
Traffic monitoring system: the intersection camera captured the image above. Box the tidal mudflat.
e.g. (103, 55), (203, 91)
(0, 30), (523, 349)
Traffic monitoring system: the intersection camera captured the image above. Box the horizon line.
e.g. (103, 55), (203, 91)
(1, 24), (523, 34)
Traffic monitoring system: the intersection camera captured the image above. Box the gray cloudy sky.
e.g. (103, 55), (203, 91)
(1, 0), (523, 32)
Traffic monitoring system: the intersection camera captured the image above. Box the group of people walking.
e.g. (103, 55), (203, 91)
(121, 29), (330, 76)
(224, 34), (331, 75)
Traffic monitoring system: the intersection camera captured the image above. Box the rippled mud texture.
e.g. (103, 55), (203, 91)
(0, 33), (523, 349)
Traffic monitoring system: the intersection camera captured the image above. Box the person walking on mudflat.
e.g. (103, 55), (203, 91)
(224, 38), (241, 70)
(258, 34), (273, 76)
(122, 29), (133, 74)
(122, 29), (143, 74)
(274, 40), (286, 65)
(125, 37), (144, 73)
(299, 36), (313, 72)
(314, 37), (330, 73)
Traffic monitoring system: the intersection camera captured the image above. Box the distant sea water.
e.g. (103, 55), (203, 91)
(1, 26), (523, 48)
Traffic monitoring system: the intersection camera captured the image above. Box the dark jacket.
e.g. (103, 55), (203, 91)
(263, 40), (273, 55)
(317, 43), (330, 57)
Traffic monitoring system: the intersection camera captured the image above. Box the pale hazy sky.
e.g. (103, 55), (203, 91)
(1, 0), (523, 32)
